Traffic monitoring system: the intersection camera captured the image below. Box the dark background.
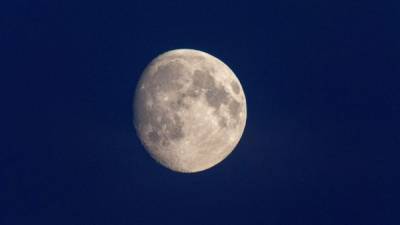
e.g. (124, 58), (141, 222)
(1, 0), (400, 224)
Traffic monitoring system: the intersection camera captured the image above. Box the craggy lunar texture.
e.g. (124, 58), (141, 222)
(133, 49), (247, 173)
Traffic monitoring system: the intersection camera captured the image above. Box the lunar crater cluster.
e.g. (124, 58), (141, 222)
(134, 49), (246, 172)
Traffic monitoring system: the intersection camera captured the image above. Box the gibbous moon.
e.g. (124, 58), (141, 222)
(133, 49), (247, 173)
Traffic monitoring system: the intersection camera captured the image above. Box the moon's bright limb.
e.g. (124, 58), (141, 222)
(133, 49), (247, 173)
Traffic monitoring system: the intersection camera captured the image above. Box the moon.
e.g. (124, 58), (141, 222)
(133, 49), (247, 173)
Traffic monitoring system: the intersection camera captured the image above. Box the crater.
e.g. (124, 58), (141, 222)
(186, 88), (201, 98)
(175, 92), (189, 109)
(148, 131), (160, 144)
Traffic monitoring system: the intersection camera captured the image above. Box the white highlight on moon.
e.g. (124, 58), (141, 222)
(133, 49), (247, 173)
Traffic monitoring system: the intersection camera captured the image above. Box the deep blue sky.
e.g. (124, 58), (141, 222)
(1, 0), (400, 224)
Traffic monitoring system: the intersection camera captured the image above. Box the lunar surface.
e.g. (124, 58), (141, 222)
(133, 49), (246, 173)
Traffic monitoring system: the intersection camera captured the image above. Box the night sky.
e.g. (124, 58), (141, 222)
(2, 0), (400, 224)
